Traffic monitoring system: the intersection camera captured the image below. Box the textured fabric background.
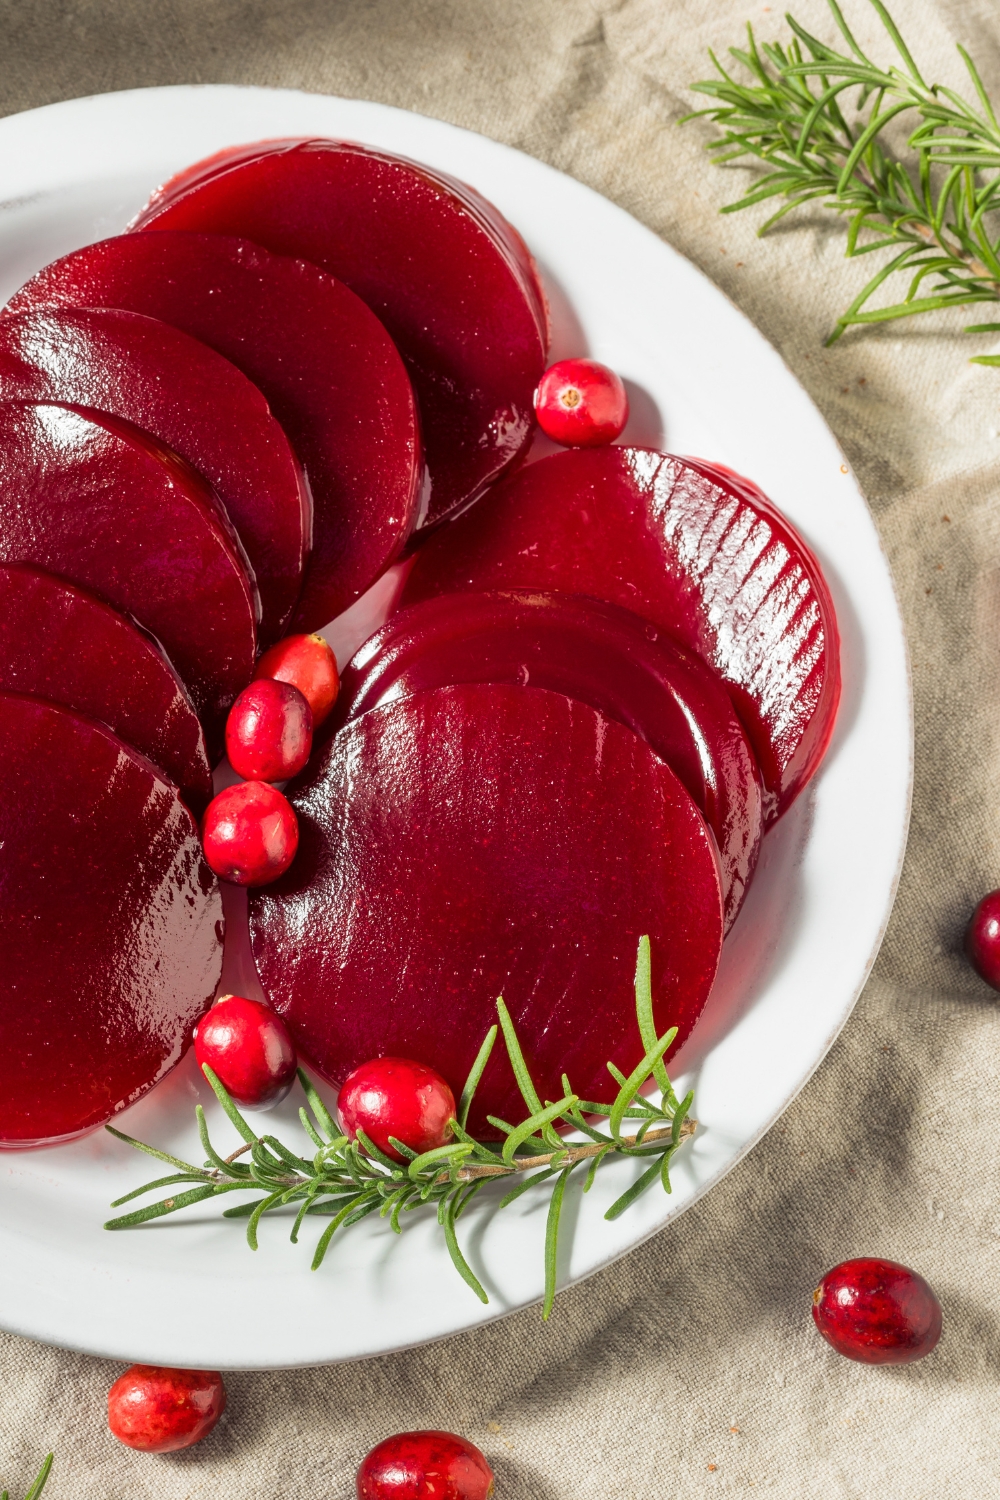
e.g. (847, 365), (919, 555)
(2, 1), (999, 1495)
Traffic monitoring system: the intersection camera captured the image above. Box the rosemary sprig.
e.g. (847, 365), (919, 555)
(686, 0), (1000, 357)
(2, 1455), (53, 1500)
(104, 937), (695, 1319)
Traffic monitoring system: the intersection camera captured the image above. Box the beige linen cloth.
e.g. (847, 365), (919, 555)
(2, 0), (999, 1494)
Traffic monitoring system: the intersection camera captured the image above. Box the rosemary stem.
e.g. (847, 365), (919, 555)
(202, 1120), (697, 1190)
(847, 158), (999, 284)
(451, 1119), (696, 1181)
(907, 218), (999, 286)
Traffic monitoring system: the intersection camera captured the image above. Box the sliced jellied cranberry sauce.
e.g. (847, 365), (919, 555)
(0, 306), (308, 644)
(250, 684), (723, 1135)
(404, 447), (841, 823)
(0, 401), (257, 737)
(336, 589), (760, 926)
(0, 136), (845, 1153)
(131, 138), (548, 529)
(0, 693), (222, 1147)
(5, 231), (422, 632)
(0, 564), (212, 812)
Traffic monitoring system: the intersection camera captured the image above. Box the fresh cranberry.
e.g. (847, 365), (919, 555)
(533, 358), (628, 447)
(812, 1257), (943, 1364)
(357, 1431), (494, 1500)
(107, 1365), (226, 1453)
(225, 678), (313, 782)
(201, 781), (298, 885)
(194, 994), (297, 1108)
(338, 1057), (456, 1162)
(254, 632), (340, 726)
(966, 889), (1000, 988)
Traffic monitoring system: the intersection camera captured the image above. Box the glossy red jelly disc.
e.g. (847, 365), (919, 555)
(337, 590), (762, 926)
(0, 564), (212, 811)
(0, 693), (223, 1147)
(250, 684), (723, 1134)
(0, 307), (308, 643)
(0, 401), (257, 734)
(6, 232), (422, 630)
(404, 447), (841, 823)
(131, 138), (549, 528)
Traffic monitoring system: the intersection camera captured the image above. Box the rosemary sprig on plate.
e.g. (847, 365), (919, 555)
(2, 1455), (53, 1500)
(685, 0), (1000, 356)
(104, 937), (695, 1319)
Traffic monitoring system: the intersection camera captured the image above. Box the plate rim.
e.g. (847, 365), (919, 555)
(0, 81), (913, 1367)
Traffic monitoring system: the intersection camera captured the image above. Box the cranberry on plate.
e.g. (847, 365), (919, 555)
(107, 1364), (226, 1452)
(225, 678), (313, 782)
(338, 1057), (456, 1161)
(201, 781), (298, 886)
(357, 1430), (494, 1500)
(812, 1257), (943, 1364)
(194, 995), (297, 1109)
(966, 889), (1000, 989)
(254, 632), (341, 726)
(533, 358), (628, 447)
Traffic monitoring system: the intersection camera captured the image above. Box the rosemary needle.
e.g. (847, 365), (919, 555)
(2, 1454), (54, 1500)
(104, 936), (696, 1321)
(685, 0), (1000, 359)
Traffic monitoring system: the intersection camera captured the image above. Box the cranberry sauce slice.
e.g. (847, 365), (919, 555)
(403, 447), (841, 823)
(0, 564), (212, 812)
(337, 590), (762, 926)
(130, 139), (549, 528)
(0, 307), (308, 644)
(139, 138), (549, 337)
(0, 692), (223, 1147)
(0, 402), (257, 736)
(250, 684), (723, 1135)
(5, 232), (422, 631)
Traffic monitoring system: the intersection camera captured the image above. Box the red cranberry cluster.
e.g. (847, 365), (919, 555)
(200, 633), (339, 886)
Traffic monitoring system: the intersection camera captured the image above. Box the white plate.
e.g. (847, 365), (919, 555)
(0, 86), (911, 1369)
